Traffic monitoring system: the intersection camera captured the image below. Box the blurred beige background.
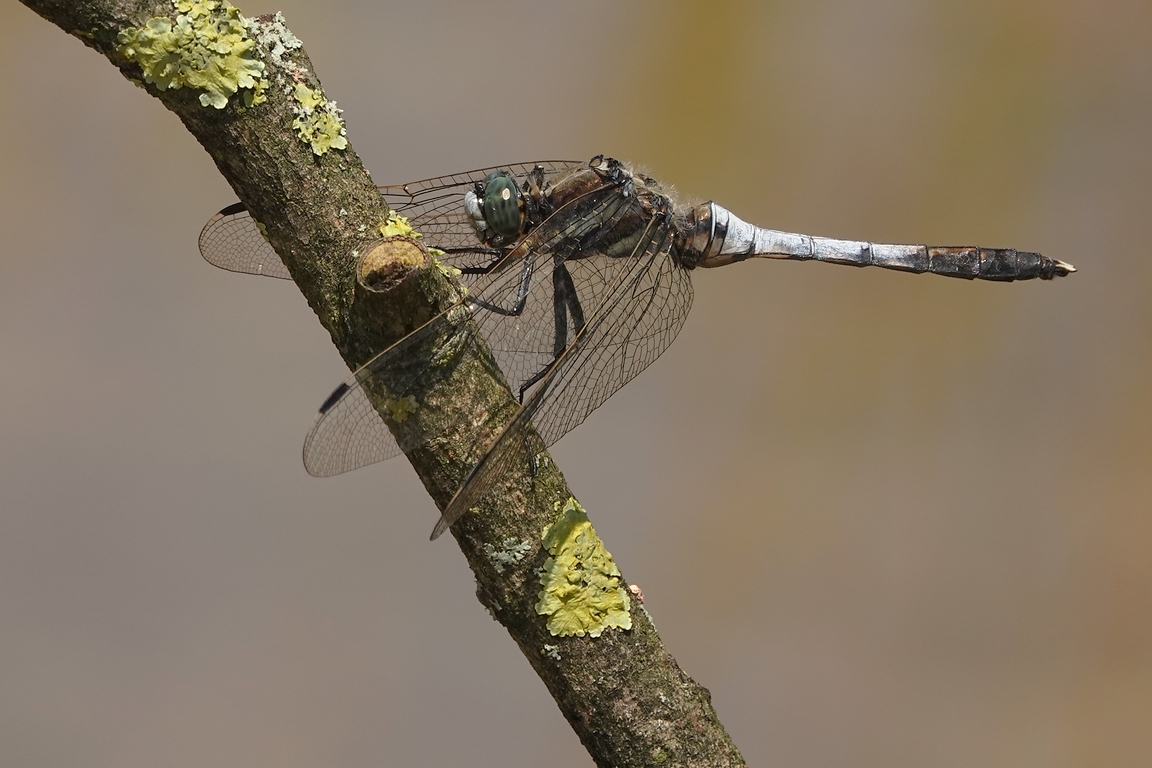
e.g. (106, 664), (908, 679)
(2, 1), (1148, 766)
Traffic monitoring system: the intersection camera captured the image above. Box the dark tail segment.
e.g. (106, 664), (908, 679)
(885, 246), (1074, 281)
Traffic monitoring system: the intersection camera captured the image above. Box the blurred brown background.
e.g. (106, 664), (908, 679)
(2, 1), (1148, 766)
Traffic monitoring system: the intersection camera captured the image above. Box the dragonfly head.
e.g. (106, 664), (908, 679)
(464, 170), (523, 245)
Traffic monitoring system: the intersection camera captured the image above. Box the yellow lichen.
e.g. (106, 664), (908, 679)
(378, 211), (421, 239)
(292, 81), (323, 109)
(535, 498), (632, 638)
(431, 256), (461, 278)
(116, 0), (267, 109)
(290, 82), (348, 156)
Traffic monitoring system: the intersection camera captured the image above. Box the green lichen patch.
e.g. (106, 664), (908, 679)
(291, 82), (348, 156)
(483, 537), (533, 574)
(431, 255), (460, 277)
(116, 0), (268, 109)
(382, 394), (417, 422)
(378, 211), (421, 240)
(535, 498), (632, 638)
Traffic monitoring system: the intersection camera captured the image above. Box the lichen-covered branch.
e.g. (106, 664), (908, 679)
(18, 1), (746, 765)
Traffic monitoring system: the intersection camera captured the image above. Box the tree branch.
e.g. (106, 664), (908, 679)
(20, 2), (746, 765)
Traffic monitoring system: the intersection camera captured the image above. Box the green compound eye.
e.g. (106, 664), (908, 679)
(481, 171), (522, 238)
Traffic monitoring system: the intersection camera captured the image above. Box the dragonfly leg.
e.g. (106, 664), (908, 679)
(554, 260), (585, 354)
(467, 252), (537, 317)
(517, 260), (586, 402)
(518, 365), (550, 402)
(446, 248), (506, 275)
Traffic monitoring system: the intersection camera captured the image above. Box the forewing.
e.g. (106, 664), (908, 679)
(430, 215), (694, 539)
(198, 161), (585, 278)
(301, 176), (630, 479)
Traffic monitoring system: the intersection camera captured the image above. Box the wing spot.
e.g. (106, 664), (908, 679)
(319, 383), (350, 414)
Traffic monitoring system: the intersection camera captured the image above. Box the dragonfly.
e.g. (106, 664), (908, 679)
(199, 156), (1074, 540)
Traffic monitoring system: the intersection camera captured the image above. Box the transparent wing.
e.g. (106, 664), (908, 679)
(302, 176), (635, 478)
(197, 161), (586, 278)
(198, 202), (293, 279)
(430, 212), (694, 539)
(300, 303), (488, 475)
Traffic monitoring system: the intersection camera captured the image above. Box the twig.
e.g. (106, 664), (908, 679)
(18, 2), (746, 765)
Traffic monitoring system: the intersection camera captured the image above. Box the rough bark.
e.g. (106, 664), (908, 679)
(19, 2), (746, 765)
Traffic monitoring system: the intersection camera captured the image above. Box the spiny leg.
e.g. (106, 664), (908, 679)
(518, 259), (585, 402)
(466, 252), (538, 317)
